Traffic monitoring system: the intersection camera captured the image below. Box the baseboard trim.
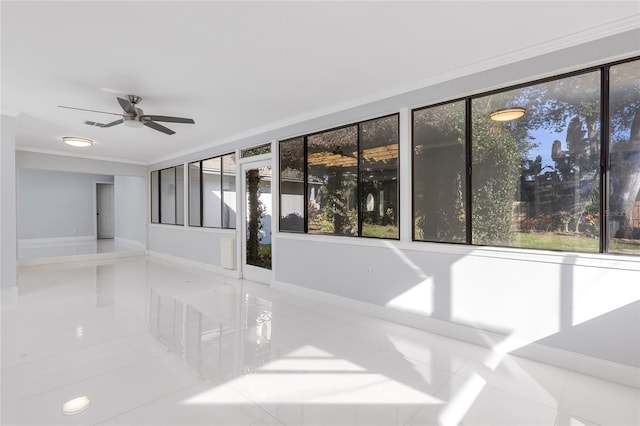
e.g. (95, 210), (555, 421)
(147, 250), (241, 279)
(272, 279), (640, 389)
(17, 250), (145, 266)
(114, 237), (146, 249)
(18, 236), (95, 247)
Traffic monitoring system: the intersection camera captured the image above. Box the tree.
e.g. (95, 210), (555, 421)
(471, 98), (521, 245)
(246, 169), (267, 267)
(413, 102), (467, 242)
(609, 60), (640, 240)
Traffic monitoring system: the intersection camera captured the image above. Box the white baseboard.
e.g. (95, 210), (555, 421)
(114, 237), (146, 249)
(17, 250), (145, 266)
(147, 251), (241, 279)
(18, 236), (95, 247)
(272, 279), (640, 389)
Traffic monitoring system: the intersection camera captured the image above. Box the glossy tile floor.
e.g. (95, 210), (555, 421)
(2, 257), (639, 426)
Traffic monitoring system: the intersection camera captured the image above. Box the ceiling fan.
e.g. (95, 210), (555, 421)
(58, 95), (195, 135)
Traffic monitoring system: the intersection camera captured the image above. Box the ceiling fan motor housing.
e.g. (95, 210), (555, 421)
(127, 95), (142, 105)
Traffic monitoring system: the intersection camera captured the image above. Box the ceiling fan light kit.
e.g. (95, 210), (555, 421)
(58, 95), (195, 135)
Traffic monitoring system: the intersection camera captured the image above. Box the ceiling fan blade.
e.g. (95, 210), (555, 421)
(144, 120), (175, 135)
(58, 105), (122, 116)
(100, 119), (124, 128)
(142, 115), (195, 124)
(117, 97), (137, 115)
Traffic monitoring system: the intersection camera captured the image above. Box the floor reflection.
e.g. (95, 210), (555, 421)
(149, 288), (273, 380)
(4, 258), (637, 426)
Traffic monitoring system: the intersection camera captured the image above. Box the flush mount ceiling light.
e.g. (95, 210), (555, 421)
(63, 137), (93, 147)
(489, 107), (526, 122)
(62, 396), (91, 415)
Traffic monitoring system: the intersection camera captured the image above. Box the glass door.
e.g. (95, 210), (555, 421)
(241, 160), (272, 283)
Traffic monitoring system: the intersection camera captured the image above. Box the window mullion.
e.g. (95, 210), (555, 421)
(303, 136), (308, 234)
(600, 66), (610, 253)
(357, 124), (363, 237)
(465, 98), (473, 245)
(199, 161), (204, 227)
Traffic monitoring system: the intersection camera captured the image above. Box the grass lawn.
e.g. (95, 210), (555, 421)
(515, 232), (639, 254)
(362, 223), (399, 239)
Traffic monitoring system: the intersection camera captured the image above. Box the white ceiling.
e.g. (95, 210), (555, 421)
(2, 1), (639, 165)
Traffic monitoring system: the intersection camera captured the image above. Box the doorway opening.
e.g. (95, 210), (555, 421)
(241, 160), (272, 283)
(96, 182), (114, 239)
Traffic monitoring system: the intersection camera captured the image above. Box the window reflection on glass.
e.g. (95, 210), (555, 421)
(360, 115), (399, 239)
(472, 71), (601, 252)
(188, 162), (201, 226)
(243, 294), (272, 370)
(175, 165), (184, 225)
(413, 102), (466, 242)
(307, 126), (358, 235)
(279, 137), (305, 232)
(609, 59), (640, 254)
(149, 288), (273, 379)
(202, 157), (222, 228)
(160, 167), (177, 225)
(242, 143), (271, 158)
(222, 154), (237, 229)
(188, 154), (236, 229)
(150, 170), (159, 223)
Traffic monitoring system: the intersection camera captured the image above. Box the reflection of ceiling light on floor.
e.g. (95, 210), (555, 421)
(62, 396), (91, 415)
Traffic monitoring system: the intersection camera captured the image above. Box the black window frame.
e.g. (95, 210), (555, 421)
(188, 152), (236, 229)
(150, 164), (184, 226)
(278, 113), (400, 240)
(410, 55), (640, 255)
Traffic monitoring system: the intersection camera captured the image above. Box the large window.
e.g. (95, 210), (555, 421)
(412, 57), (639, 255)
(473, 71), (601, 252)
(188, 153), (236, 229)
(307, 126), (358, 235)
(413, 101), (466, 243)
(150, 164), (184, 225)
(609, 59), (640, 254)
(279, 114), (399, 239)
(360, 115), (400, 238)
(279, 137), (305, 232)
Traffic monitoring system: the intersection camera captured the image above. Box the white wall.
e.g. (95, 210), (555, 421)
(17, 168), (114, 240)
(14, 152), (148, 246)
(114, 175), (147, 246)
(1, 115), (17, 288)
(275, 237), (640, 369)
(148, 225), (235, 271)
(144, 30), (640, 382)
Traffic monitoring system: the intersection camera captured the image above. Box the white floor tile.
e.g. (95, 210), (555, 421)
(2, 256), (637, 426)
(406, 374), (560, 426)
(454, 347), (569, 409)
(559, 372), (640, 426)
(98, 380), (269, 425)
(1, 334), (168, 404)
(4, 315), (147, 367)
(1, 354), (200, 425)
(389, 329), (482, 374)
